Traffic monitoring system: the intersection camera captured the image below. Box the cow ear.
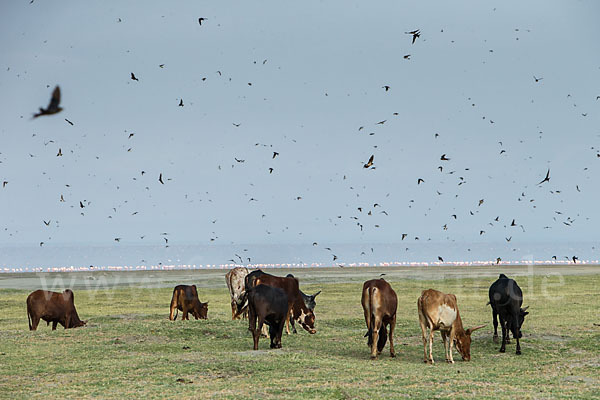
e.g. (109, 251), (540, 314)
(466, 324), (486, 335)
(192, 285), (197, 289)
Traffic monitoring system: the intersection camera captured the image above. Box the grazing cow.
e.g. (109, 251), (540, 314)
(247, 284), (289, 350)
(244, 270), (317, 335)
(26, 289), (86, 331)
(285, 273), (321, 333)
(488, 274), (529, 355)
(418, 289), (484, 363)
(361, 279), (397, 359)
(226, 267), (250, 319)
(169, 285), (208, 321)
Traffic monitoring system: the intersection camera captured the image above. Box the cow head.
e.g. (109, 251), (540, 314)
(296, 308), (317, 334)
(193, 301), (209, 319)
(304, 290), (321, 310)
(516, 306), (529, 338)
(454, 325), (485, 361)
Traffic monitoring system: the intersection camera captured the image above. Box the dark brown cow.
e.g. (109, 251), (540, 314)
(244, 270), (316, 335)
(26, 289), (86, 331)
(417, 289), (485, 363)
(361, 279), (397, 359)
(169, 285), (208, 320)
(247, 284), (289, 350)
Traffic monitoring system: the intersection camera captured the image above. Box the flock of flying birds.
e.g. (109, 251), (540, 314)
(2, 16), (597, 267)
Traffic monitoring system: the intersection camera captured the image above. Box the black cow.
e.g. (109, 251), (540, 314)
(247, 284), (289, 350)
(488, 274), (529, 354)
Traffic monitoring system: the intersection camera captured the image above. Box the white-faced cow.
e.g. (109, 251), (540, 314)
(488, 274), (529, 355)
(361, 278), (397, 359)
(225, 267), (249, 319)
(26, 289), (86, 331)
(285, 273), (321, 334)
(418, 289), (485, 363)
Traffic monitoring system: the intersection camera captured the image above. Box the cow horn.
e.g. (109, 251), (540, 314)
(313, 290), (321, 297)
(467, 324), (486, 334)
(521, 306), (529, 312)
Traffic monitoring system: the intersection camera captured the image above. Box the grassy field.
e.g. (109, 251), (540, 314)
(0, 269), (599, 399)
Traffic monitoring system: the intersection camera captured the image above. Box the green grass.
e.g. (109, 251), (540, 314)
(0, 273), (599, 399)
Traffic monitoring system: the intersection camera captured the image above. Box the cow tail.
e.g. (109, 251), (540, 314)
(27, 303), (32, 330)
(377, 323), (388, 353)
(366, 286), (376, 347)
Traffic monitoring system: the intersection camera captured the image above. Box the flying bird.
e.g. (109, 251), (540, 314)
(33, 86), (63, 118)
(376, 120), (386, 125)
(159, 173), (164, 184)
(178, 99), (184, 107)
(478, 199), (484, 206)
(438, 256), (444, 262)
(511, 219), (516, 226)
(65, 118), (73, 126)
(56, 148), (63, 157)
(382, 85), (390, 92)
(403, 54), (411, 60)
(273, 152), (279, 159)
(131, 72), (138, 81)
(440, 154), (450, 161)
(417, 178), (424, 185)
(406, 29), (421, 44)
(268, 168), (274, 174)
(79, 201), (84, 208)
(43, 220), (50, 226)
(533, 76), (543, 82)
(2, 181), (7, 188)
(401, 233), (407, 240)
(538, 169), (550, 184)
(198, 17), (206, 25)
(363, 155), (374, 168)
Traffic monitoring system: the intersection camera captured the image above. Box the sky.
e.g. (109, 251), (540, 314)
(1, 1), (600, 266)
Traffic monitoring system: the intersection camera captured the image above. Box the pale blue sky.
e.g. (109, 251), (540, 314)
(1, 1), (599, 255)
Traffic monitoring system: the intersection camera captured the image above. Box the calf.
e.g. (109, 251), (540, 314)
(244, 270), (316, 335)
(361, 279), (397, 359)
(26, 289), (86, 331)
(169, 285), (208, 320)
(418, 289), (484, 363)
(488, 274), (529, 354)
(226, 267), (249, 319)
(247, 284), (289, 350)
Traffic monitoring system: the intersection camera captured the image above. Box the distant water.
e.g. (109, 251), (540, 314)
(0, 242), (597, 273)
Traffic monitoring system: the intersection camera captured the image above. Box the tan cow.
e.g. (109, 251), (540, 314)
(225, 267), (249, 319)
(361, 279), (397, 359)
(417, 289), (484, 363)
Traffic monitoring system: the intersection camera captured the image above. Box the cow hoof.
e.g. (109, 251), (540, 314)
(370, 355), (378, 360)
(493, 336), (499, 344)
(499, 348), (506, 353)
(390, 352), (396, 358)
(506, 339), (511, 344)
(516, 350), (522, 355)
(447, 360), (454, 364)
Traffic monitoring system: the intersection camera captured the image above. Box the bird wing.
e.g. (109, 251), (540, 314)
(48, 86), (61, 109)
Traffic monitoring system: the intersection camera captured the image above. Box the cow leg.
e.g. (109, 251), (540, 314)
(419, 318), (428, 363)
(447, 329), (455, 364)
(499, 317), (507, 353)
(30, 315), (40, 331)
(370, 317), (380, 359)
(289, 314), (297, 334)
(52, 321), (58, 330)
(441, 331), (449, 362)
(515, 316), (522, 355)
(65, 313), (71, 329)
(276, 319), (284, 348)
(254, 317), (266, 350)
(182, 305), (189, 321)
(231, 301), (237, 320)
(492, 308), (499, 343)
(428, 327), (436, 364)
(388, 315), (396, 358)
(169, 296), (178, 321)
(284, 308), (292, 335)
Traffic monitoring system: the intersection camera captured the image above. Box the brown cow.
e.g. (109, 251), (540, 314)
(169, 285), (208, 320)
(361, 279), (397, 359)
(225, 267), (249, 319)
(417, 289), (485, 363)
(244, 270), (316, 335)
(26, 289), (86, 331)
